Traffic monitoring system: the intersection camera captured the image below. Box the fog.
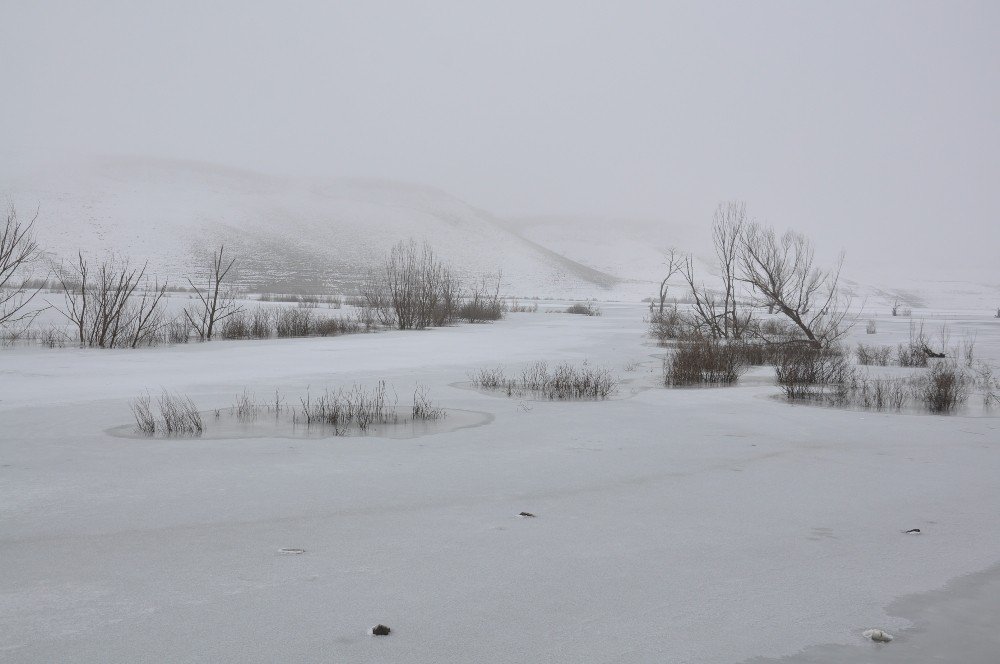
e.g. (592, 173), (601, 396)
(2, 1), (998, 273)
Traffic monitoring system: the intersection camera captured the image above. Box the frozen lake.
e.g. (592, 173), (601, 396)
(2, 303), (999, 662)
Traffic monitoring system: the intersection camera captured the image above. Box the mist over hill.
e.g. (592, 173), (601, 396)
(1, 156), (622, 297)
(3, 155), (997, 310)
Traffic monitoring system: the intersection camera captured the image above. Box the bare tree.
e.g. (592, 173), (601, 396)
(738, 223), (848, 347)
(184, 245), (240, 341)
(57, 252), (168, 348)
(679, 202), (754, 339)
(0, 205), (45, 329)
(655, 248), (683, 314)
(127, 280), (169, 348)
(712, 201), (749, 338)
(58, 252), (88, 344)
(681, 254), (726, 338)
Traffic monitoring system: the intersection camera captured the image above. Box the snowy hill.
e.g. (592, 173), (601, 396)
(3, 155), (996, 310)
(502, 215), (708, 285)
(1, 156), (620, 297)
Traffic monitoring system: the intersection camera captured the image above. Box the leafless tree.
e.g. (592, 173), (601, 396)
(56, 252), (168, 348)
(655, 248), (683, 314)
(0, 205), (45, 329)
(679, 202), (754, 339)
(184, 245), (240, 341)
(712, 201), (750, 338)
(738, 223), (848, 347)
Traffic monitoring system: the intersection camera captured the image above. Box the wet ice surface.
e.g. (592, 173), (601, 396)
(744, 563), (1000, 663)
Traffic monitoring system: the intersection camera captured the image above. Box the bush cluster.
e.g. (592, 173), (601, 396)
(663, 338), (748, 386)
(219, 307), (362, 340)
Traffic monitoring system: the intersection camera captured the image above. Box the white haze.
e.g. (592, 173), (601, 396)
(2, 0), (998, 276)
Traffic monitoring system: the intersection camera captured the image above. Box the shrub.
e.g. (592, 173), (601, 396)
(839, 374), (909, 411)
(565, 302), (601, 316)
(727, 340), (794, 367)
(343, 295), (366, 308)
(233, 389), (260, 421)
(131, 393), (157, 434)
(275, 308), (314, 337)
(469, 361), (616, 399)
(412, 386), (446, 420)
(459, 299), (504, 323)
(756, 317), (799, 340)
(897, 343), (928, 367)
(39, 324), (69, 348)
(158, 392), (204, 435)
(56, 253), (169, 348)
(313, 315), (362, 336)
(866, 320), (877, 334)
(648, 306), (688, 343)
(959, 334), (976, 367)
(973, 362), (1000, 407)
(219, 307), (275, 339)
(914, 361), (968, 413)
(663, 337), (747, 386)
(360, 240), (461, 329)
(774, 345), (851, 400)
(461, 274), (504, 323)
(219, 310), (251, 339)
(856, 343), (892, 366)
(132, 391), (203, 436)
(299, 382), (398, 433)
(508, 299), (538, 313)
(167, 318), (191, 344)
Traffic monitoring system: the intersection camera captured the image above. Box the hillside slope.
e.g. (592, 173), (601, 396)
(2, 156), (620, 297)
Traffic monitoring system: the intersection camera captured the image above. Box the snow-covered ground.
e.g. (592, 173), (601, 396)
(2, 304), (999, 662)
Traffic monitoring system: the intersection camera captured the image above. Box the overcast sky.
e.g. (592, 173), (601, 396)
(2, 1), (998, 272)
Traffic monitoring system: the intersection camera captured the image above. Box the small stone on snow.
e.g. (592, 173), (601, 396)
(863, 628), (893, 643)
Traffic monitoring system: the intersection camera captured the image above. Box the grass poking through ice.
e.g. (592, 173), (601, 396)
(469, 361), (616, 399)
(131, 391), (204, 436)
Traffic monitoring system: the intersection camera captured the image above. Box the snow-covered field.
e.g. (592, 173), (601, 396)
(2, 304), (999, 663)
